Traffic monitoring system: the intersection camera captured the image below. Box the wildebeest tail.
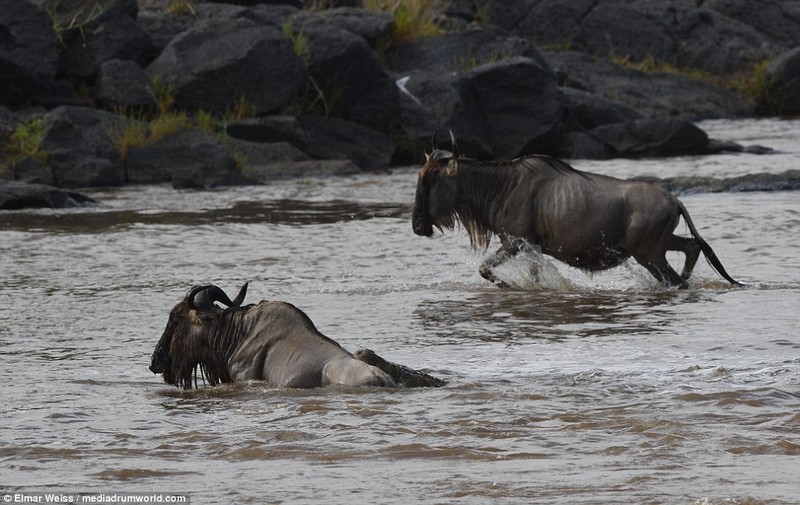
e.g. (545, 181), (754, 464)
(677, 201), (742, 286)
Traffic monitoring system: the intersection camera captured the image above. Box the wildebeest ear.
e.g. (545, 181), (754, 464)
(424, 151), (430, 162)
(445, 158), (458, 176)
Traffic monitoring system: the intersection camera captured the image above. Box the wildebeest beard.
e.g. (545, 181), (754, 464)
(151, 305), (253, 389)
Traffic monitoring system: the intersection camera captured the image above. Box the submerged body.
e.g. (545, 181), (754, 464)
(150, 284), (444, 389)
(412, 133), (739, 288)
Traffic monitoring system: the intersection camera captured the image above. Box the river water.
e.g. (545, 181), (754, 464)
(1, 118), (799, 504)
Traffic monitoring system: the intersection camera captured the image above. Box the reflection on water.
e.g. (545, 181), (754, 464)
(414, 288), (715, 343)
(0, 199), (407, 232)
(2, 120), (800, 504)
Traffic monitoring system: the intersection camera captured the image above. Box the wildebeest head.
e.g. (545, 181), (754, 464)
(412, 130), (461, 237)
(149, 283), (248, 389)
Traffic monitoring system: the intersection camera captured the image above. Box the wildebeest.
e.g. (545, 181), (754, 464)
(412, 131), (740, 289)
(150, 283), (444, 389)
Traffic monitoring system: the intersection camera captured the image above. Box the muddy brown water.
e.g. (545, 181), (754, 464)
(1, 119), (799, 504)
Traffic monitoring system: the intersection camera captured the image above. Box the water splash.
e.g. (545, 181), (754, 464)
(484, 242), (574, 291)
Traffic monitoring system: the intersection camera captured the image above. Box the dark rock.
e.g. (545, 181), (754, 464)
(56, 157), (123, 188)
(135, 10), (196, 55)
(487, 0), (596, 51)
(386, 26), (549, 74)
(393, 70), (459, 159)
(0, 181), (96, 209)
(39, 106), (125, 187)
(298, 116), (395, 170)
(589, 118), (710, 158)
(704, 0), (800, 50)
(52, 0), (156, 79)
(146, 18), (306, 115)
(226, 116), (309, 151)
(763, 46), (800, 115)
(39, 79), (87, 109)
(224, 137), (311, 170)
(125, 129), (257, 188)
(451, 56), (563, 159)
(316, 7), (393, 48)
(0, 106), (16, 144)
(557, 131), (614, 160)
(291, 17), (400, 128)
(394, 69), (459, 134)
(211, 0), (301, 7)
(93, 60), (157, 111)
(0, 0), (59, 106)
(544, 50), (755, 120)
(12, 156), (54, 185)
(559, 87), (642, 131)
(496, 0), (773, 75)
(634, 170), (800, 195)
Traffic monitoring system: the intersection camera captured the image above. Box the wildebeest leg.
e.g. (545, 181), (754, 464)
(478, 236), (524, 287)
(321, 356), (397, 387)
(635, 253), (687, 288)
(354, 349), (446, 387)
(668, 235), (702, 281)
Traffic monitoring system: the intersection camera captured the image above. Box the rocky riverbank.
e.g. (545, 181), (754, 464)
(2, 0), (799, 207)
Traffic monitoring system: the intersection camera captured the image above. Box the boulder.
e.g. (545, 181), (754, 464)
(704, 0), (800, 50)
(224, 137), (311, 171)
(544, 50), (754, 119)
(49, 0), (156, 79)
(386, 26), (549, 74)
(494, 0), (773, 75)
(0, 181), (95, 209)
(559, 87), (642, 131)
(763, 46), (800, 115)
(451, 56), (564, 159)
(298, 116), (395, 171)
(0, 106), (16, 145)
(589, 118), (710, 158)
(125, 129), (258, 188)
(93, 60), (157, 111)
(0, 0), (59, 106)
(146, 18), (307, 115)
(393, 70), (461, 153)
(39, 106), (125, 187)
(288, 17), (400, 128)
(394, 55), (563, 161)
(135, 10), (196, 54)
(11, 157), (54, 185)
(316, 7), (394, 49)
(225, 116), (309, 151)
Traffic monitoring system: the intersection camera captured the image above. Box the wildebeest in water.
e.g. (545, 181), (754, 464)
(412, 131), (741, 289)
(150, 283), (445, 389)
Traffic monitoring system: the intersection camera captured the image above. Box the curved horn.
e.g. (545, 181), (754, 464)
(205, 285), (237, 307)
(187, 285), (213, 310)
(231, 282), (248, 307)
(432, 129), (440, 150)
(449, 130), (459, 158)
(187, 284), (238, 310)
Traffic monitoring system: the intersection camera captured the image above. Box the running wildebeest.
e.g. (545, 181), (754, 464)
(412, 131), (740, 289)
(150, 283), (445, 389)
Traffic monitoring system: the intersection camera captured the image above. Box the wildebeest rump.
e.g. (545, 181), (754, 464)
(150, 283), (445, 389)
(412, 131), (740, 288)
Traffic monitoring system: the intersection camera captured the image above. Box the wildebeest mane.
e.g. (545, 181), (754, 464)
(447, 154), (589, 251)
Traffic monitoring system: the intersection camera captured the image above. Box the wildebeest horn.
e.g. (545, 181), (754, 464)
(231, 282), (248, 307)
(188, 284), (241, 310)
(449, 130), (459, 158)
(432, 129), (440, 151)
